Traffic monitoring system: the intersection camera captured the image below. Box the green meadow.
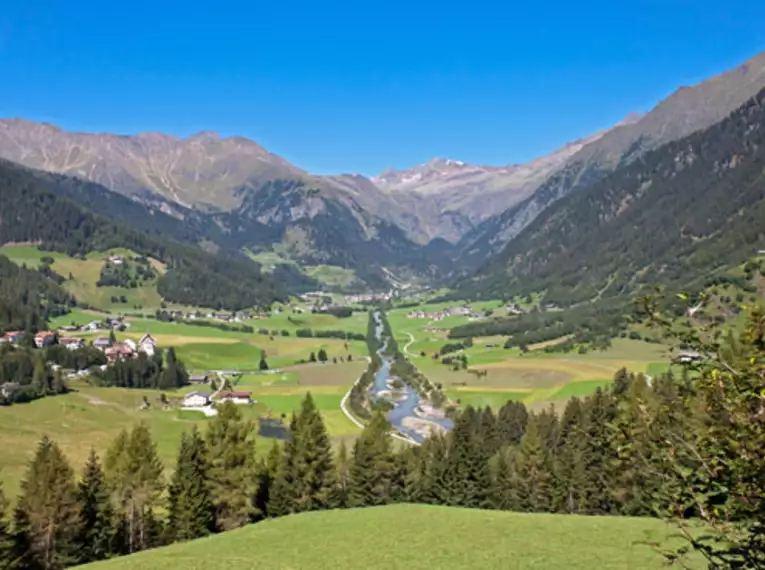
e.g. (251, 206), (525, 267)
(78, 504), (699, 570)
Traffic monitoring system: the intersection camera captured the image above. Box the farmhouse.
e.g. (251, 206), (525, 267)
(83, 321), (103, 332)
(34, 331), (56, 348)
(183, 391), (211, 408)
(60, 337), (86, 351)
(1, 331), (23, 345)
(105, 342), (134, 362)
(189, 374), (210, 384)
(138, 333), (156, 356)
(673, 350), (705, 364)
(93, 337), (113, 350)
(107, 254), (125, 265)
(217, 391), (253, 405)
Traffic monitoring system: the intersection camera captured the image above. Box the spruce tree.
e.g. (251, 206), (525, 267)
(254, 440), (282, 518)
(206, 401), (258, 530)
(291, 393), (336, 512)
(268, 414), (298, 517)
(347, 412), (395, 507)
(0, 482), (14, 570)
(13, 436), (81, 570)
(75, 450), (116, 564)
(579, 388), (617, 515)
(441, 407), (492, 509)
(491, 447), (519, 511)
(166, 427), (214, 542)
(333, 439), (350, 508)
(551, 398), (585, 514)
(513, 416), (552, 513)
(104, 423), (164, 553)
(497, 401), (528, 445)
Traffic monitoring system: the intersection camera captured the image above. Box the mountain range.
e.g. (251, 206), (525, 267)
(2, 50), (765, 295)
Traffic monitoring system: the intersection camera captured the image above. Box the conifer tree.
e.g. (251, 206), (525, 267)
(268, 414), (298, 517)
(347, 412), (395, 507)
(333, 440), (351, 508)
(497, 401), (528, 445)
(254, 440), (282, 518)
(13, 436), (81, 570)
(291, 393), (336, 512)
(166, 428), (214, 542)
(579, 388), (616, 515)
(513, 416), (552, 513)
(491, 447), (519, 511)
(205, 401), (258, 530)
(104, 424), (164, 553)
(0, 482), (14, 570)
(441, 407), (492, 509)
(551, 398), (586, 514)
(75, 450), (116, 564)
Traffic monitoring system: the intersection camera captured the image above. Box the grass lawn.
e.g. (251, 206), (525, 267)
(77, 504), (699, 569)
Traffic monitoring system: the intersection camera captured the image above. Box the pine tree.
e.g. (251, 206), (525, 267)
(254, 440), (282, 518)
(441, 407), (492, 509)
(13, 436), (81, 570)
(347, 412), (395, 507)
(31, 357), (47, 397)
(291, 393), (336, 512)
(491, 447), (519, 511)
(268, 414), (298, 517)
(497, 401), (528, 445)
(206, 401), (258, 530)
(75, 450), (116, 564)
(579, 388), (617, 515)
(0, 482), (14, 570)
(166, 428), (214, 542)
(259, 351), (269, 371)
(552, 398), (586, 514)
(333, 440), (350, 508)
(104, 424), (164, 554)
(513, 416), (552, 513)
(159, 347), (188, 389)
(317, 349), (328, 363)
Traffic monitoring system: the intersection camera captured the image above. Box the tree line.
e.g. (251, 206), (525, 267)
(1, 302), (761, 568)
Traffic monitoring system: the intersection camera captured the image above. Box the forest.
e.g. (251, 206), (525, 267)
(0, 160), (283, 310)
(0, 255), (75, 335)
(464, 87), (765, 311)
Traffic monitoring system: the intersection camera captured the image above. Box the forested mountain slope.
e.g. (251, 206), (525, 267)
(464, 86), (765, 306)
(0, 160), (282, 309)
(455, 51), (765, 271)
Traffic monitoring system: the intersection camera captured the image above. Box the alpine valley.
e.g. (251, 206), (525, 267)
(1, 50), (765, 305)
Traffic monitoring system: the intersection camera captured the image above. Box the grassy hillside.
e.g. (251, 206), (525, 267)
(78, 504), (695, 569)
(0, 245), (164, 311)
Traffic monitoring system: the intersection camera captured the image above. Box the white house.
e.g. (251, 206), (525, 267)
(123, 338), (137, 351)
(138, 333), (156, 356)
(183, 391), (211, 408)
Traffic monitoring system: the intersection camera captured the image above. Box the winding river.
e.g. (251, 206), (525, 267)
(369, 311), (454, 443)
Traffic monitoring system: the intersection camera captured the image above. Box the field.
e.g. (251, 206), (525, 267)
(387, 301), (671, 411)
(0, 245), (164, 311)
(244, 247), (361, 289)
(78, 504), (700, 569)
(0, 360), (365, 498)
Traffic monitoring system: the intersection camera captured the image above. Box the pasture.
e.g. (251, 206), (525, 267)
(78, 504), (699, 569)
(0, 245), (164, 311)
(0, 361), (365, 498)
(387, 301), (672, 411)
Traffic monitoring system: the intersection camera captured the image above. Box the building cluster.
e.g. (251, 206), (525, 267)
(1, 327), (157, 365)
(343, 292), (393, 304)
(406, 305), (474, 321)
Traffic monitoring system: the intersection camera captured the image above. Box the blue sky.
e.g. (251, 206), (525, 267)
(2, 1), (764, 175)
